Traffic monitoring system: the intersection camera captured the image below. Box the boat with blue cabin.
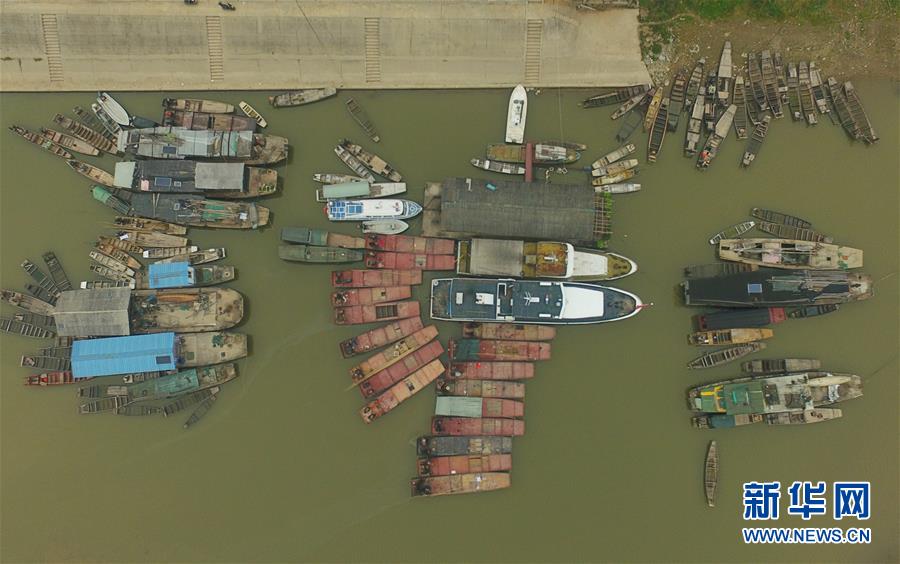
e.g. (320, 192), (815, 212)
(326, 199), (422, 221)
(430, 278), (643, 325)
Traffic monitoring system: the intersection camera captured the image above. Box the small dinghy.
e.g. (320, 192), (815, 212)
(708, 221), (755, 245)
(505, 85), (527, 144)
(96, 92), (131, 126)
(361, 220), (409, 235)
(705, 441), (718, 507)
(239, 101), (267, 128)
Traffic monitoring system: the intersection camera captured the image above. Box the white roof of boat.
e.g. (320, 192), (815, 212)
(558, 285), (604, 320)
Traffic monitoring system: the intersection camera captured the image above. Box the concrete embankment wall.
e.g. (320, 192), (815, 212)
(0, 0), (650, 92)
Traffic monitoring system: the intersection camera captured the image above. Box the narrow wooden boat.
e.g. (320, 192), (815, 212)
(581, 85), (649, 108)
(91, 185), (131, 215)
(450, 339), (550, 362)
(695, 308), (786, 331)
(333, 301), (420, 325)
(798, 62), (817, 125)
(435, 396), (524, 419)
(787, 304), (840, 319)
(331, 269), (422, 288)
(21, 355), (70, 371)
(719, 239), (862, 270)
(113, 216), (188, 236)
(809, 64), (830, 115)
(786, 62), (803, 121)
(42, 252), (72, 292)
(269, 88), (337, 107)
(470, 158), (525, 175)
(446, 362), (534, 380)
(333, 145), (376, 181)
(361, 220), (409, 235)
(486, 143), (580, 164)
(411, 473), (510, 497)
(616, 109), (644, 143)
(119, 231), (189, 248)
(238, 101), (267, 128)
(462, 323), (555, 341)
(279, 244), (363, 263)
(642, 86), (664, 131)
(8, 125), (72, 158)
(759, 50), (782, 118)
(431, 416), (525, 437)
(339, 139), (402, 181)
(24, 371), (79, 386)
(1, 316), (55, 339)
(688, 342), (766, 369)
(80, 280), (135, 290)
(161, 109), (256, 131)
(683, 262), (755, 279)
(365, 235), (455, 255)
(364, 251), (455, 270)
(826, 77), (861, 140)
(705, 441), (718, 507)
(505, 84), (527, 144)
(38, 128), (100, 156)
(281, 227), (364, 249)
(345, 98), (380, 142)
(591, 168), (636, 186)
(90, 102), (121, 135)
(162, 386), (218, 417)
(647, 97), (669, 163)
(702, 72), (718, 132)
(357, 341), (444, 398)
(667, 72), (687, 130)
(696, 104), (736, 170)
(96, 92), (131, 126)
(746, 53), (768, 122)
(541, 140), (588, 151)
(843, 82), (878, 143)
(592, 143), (636, 169)
(595, 183), (641, 194)
(339, 317), (425, 358)
(741, 358), (821, 375)
(756, 221), (832, 243)
(24, 283), (55, 305)
(683, 96), (705, 156)
(436, 378), (525, 399)
(716, 41), (733, 107)
(774, 52), (790, 108)
(764, 409), (842, 426)
(417, 454), (512, 477)
(89, 250), (135, 276)
(360, 360), (444, 422)
(348, 326), (439, 383)
(740, 115), (771, 168)
(66, 159), (114, 187)
(143, 246), (199, 259)
(750, 208), (812, 229)
(163, 98), (234, 114)
(591, 158), (638, 177)
(313, 173), (368, 184)
(21, 259), (60, 298)
(183, 388), (219, 429)
(89, 264), (134, 283)
(688, 328), (774, 346)
(610, 92), (647, 120)
(10, 312), (55, 330)
(732, 75), (748, 139)
(685, 58), (705, 109)
(1, 289), (55, 316)
(52, 114), (117, 154)
(94, 242), (142, 271)
(708, 221), (755, 245)
(154, 248), (226, 266)
(331, 286), (411, 306)
(97, 236), (144, 256)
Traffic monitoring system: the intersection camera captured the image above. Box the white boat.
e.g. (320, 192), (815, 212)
(505, 85), (528, 144)
(470, 158), (525, 175)
(594, 183), (641, 194)
(362, 220), (409, 235)
(96, 92), (131, 126)
(239, 102), (267, 128)
(326, 199), (422, 221)
(316, 181), (406, 202)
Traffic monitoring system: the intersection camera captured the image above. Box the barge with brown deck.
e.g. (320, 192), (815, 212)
(339, 317), (425, 358)
(331, 269), (423, 288)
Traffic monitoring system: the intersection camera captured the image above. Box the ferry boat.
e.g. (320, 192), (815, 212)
(325, 199), (422, 221)
(430, 278), (643, 325)
(505, 85), (527, 144)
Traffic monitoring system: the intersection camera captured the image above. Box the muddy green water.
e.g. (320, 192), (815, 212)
(1, 84), (897, 563)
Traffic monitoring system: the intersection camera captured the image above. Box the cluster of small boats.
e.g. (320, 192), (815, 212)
(585, 41), (878, 172)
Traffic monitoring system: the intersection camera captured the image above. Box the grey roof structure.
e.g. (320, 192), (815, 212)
(53, 287), (132, 337)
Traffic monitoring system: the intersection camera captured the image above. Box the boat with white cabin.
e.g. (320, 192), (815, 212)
(326, 199), (422, 221)
(505, 85), (527, 144)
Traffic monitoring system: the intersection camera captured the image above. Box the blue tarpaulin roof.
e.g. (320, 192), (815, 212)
(71, 332), (177, 378)
(148, 262), (193, 289)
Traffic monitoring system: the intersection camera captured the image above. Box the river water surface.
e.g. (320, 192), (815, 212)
(1, 84), (897, 562)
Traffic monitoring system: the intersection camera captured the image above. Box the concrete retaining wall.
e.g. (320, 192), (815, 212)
(0, 0), (650, 91)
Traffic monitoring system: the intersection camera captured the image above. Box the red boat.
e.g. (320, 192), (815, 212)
(339, 318), (424, 358)
(364, 251), (456, 270)
(331, 286), (411, 306)
(431, 416), (526, 436)
(349, 325), (439, 381)
(359, 340), (445, 398)
(449, 339), (551, 361)
(462, 323), (556, 341)
(24, 371), (84, 386)
(411, 473), (511, 497)
(417, 454), (512, 477)
(436, 378), (526, 399)
(359, 359), (444, 423)
(333, 301), (420, 325)
(446, 362), (535, 380)
(331, 269), (423, 288)
(365, 234), (456, 255)
(435, 397), (525, 418)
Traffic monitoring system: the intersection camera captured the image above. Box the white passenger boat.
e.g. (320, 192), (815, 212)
(96, 92), (131, 126)
(326, 199), (422, 221)
(505, 85), (528, 144)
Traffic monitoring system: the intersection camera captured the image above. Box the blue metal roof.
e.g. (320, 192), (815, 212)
(71, 332), (177, 378)
(148, 262), (193, 289)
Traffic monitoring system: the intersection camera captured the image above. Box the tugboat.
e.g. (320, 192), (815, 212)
(430, 278), (643, 325)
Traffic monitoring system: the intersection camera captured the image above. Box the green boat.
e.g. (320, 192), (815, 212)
(278, 244), (363, 263)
